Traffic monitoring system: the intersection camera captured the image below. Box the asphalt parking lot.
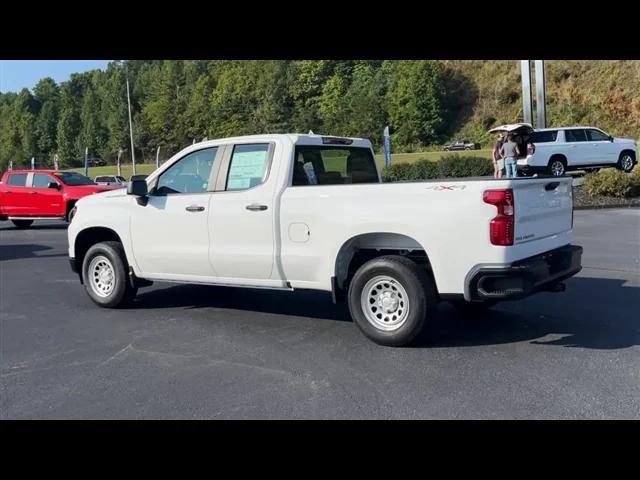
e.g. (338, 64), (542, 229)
(1, 209), (639, 419)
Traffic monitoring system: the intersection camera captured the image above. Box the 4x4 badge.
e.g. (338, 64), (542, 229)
(425, 185), (467, 191)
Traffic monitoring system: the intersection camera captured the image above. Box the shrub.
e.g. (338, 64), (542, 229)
(437, 154), (494, 178)
(382, 162), (419, 182)
(382, 155), (493, 182)
(583, 169), (633, 198)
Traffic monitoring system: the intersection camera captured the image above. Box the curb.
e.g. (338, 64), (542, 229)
(574, 203), (640, 211)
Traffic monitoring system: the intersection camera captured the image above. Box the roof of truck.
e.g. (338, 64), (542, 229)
(191, 133), (371, 147)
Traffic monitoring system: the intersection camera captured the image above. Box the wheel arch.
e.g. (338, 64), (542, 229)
(74, 227), (125, 281)
(619, 149), (636, 161)
(333, 232), (436, 301)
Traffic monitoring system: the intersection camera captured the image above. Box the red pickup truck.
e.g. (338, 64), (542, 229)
(0, 170), (122, 228)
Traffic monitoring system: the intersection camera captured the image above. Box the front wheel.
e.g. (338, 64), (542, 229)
(618, 153), (635, 172)
(347, 255), (436, 347)
(11, 220), (33, 229)
(82, 241), (137, 308)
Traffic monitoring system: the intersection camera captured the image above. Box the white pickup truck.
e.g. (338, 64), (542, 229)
(68, 134), (583, 346)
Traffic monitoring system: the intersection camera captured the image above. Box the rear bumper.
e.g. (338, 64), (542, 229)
(465, 245), (583, 301)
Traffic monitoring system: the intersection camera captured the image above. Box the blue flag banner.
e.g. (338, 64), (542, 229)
(383, 126), (392, 168)
(84, 147), (89, 177)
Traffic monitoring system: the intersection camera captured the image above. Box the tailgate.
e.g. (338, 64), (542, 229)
(514, 178), (573, 245)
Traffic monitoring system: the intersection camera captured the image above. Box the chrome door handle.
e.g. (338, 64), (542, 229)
(185, 205), (205, 212)
(246, 204), (268, 211)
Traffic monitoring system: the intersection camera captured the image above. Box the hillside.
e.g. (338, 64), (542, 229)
(0, 60), (637, 171)
(443, 60), (640, 147)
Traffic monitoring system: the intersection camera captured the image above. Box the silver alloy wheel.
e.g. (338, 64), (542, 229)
(360, 275), (410, 331)
(550, 160), (565, 176)
(621, 154), (634, 172)
(88, 255), (116, 298)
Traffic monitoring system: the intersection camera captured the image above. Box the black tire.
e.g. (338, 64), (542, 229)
(617, 152), (635, 173)
(11, 220), (33, 229)
(347, 255), (436, 347)
(82, 241), (137, 308)
(547, 157), (566, 176)
(450, 300), (496, 318)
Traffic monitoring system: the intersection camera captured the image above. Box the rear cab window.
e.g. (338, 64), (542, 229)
(6, 173), (28, 187)
(292, 145), (379, 186)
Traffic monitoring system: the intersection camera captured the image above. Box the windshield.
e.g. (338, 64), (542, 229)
(54, 172), (96, 186)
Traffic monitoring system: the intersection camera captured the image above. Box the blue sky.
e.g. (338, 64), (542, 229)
(0, 60), (112, 93)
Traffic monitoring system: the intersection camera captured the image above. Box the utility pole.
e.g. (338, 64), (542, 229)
(534, 60), (547, 128)
(520, 60), (533, 125)
(126, 69), (136, 175)
(155, 146), (161, 169)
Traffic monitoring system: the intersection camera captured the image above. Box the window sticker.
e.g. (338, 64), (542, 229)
(227, 145), (268, 190)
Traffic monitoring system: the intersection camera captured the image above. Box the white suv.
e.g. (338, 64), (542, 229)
(490, 124), (637, 176)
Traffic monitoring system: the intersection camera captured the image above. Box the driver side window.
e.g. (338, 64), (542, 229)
(155, 147), (218, 195)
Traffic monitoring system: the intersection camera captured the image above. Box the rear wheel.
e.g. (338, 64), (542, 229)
(11, 220), (33, 229)
(82, 241), (137, 308)
(618, 152), (635, 172)
(548, 158), (566, 176)
(347, 255), (436, 347)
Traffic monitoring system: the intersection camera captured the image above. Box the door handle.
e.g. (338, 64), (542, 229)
(246, 204), (268, 211)
(30, 191), (38, 194)
(185, 205), (205, 212)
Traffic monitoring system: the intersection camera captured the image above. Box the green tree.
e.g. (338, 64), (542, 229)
(386, 60), (446, 147)
(33, 78), (60, 161)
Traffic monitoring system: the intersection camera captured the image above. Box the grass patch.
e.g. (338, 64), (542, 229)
(375, 149), (493, 167)
(70, 164), (158, 178)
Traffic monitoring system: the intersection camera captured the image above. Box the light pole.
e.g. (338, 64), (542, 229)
(126, 67), (136, 175)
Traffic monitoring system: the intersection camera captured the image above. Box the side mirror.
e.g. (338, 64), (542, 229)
(127, 179), (149, 206)
(609, 135), (614, 142)
(48, 181), (60, 190)
(127, 179), (148, 196)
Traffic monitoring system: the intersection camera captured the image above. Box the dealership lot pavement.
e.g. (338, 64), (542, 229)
(1, 209), (639, 419)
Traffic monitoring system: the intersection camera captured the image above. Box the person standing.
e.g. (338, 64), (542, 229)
(500, 134), (520, 178)
(492, 133), (505, 178)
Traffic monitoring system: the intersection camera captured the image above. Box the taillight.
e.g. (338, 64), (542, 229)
(69, 206), (78, 222)
(483, 188), (514, 246)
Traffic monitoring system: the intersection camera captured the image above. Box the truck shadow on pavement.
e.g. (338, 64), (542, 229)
(427, 276), (640, 350)
(131, 276), (639, 350)
(0, 223), (68, 231)
(0, 244), (68, 261)
(132, 284), (352, 322)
